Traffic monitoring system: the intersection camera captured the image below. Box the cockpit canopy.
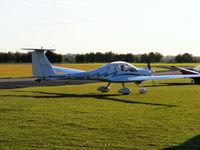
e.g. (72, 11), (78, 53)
(107, 61), (138, 72)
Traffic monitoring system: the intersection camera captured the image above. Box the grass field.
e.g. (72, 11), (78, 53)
(0, 63), (199, 78)
(1, 79), (200, 149)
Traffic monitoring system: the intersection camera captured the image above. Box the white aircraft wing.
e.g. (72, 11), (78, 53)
(52, 66), (85, 74)
(171, 66), (200, 74)
(109, 74), (200, 82)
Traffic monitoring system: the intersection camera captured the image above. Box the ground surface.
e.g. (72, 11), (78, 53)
(1, 63), (200, 149)
(1, 79), (200, 149)
(0, 78), (100, 89)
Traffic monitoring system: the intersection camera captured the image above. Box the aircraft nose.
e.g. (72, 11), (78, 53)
(150, 69), (155, 74)
(139, 69), (155, 76)
(139, 69), (154, 76)
(145, 69), (154, 75)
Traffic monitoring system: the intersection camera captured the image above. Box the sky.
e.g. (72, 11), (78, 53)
(0, 0), (200, 56)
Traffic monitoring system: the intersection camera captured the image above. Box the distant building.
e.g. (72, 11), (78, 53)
(64, 53), (76, 63)
(163, 55), (175, 63)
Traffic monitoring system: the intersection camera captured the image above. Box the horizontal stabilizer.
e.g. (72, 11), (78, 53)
(21, 48), (55, 51)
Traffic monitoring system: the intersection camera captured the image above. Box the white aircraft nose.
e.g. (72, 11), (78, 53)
(150, 70), (155, 74)
(148, 70), (154, 75)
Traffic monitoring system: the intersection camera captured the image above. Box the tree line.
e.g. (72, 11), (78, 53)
(0, 51), (199, 63)
(0, 51), (63, 63)
(75, 52), (164, 63)
(75, 52), (198, 63)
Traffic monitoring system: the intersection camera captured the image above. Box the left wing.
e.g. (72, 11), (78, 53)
(109, 74), (200, 82)
(171, 66), (200, 74)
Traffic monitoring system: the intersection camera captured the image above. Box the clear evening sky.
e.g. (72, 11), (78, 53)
(0, 0), (200, 56)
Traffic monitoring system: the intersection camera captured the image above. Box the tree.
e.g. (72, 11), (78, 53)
(95, 52), (103, 62)
(148, 52), (163, 62)
(75, 54), (85, 63)
(140, 53), (148, 63)
(125, 53), (134, 62)
(175, 54), (182, 63)
(182, 53), (194, 62)
(140, 52), (163, 63)
(46, 51), (63, 63)
(104, 52), (115, 62)
(175, 53), (194, 63)
(154, 52), (163, 62)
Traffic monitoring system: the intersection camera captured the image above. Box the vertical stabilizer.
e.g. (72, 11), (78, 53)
(21, 48), (56, 78)
(32, 51), (56, 78)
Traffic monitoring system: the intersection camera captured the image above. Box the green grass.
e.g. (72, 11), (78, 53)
(1, 79), (200, 149)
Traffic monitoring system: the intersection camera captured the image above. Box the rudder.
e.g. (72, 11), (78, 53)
(32, 50), (56, 78)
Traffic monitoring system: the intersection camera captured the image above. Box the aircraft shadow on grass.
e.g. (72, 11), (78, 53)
(162, 135), (200, 150)
(1, 91), (176, 108)
(145, 82), (195, 87)
(0, 80), (100, 90)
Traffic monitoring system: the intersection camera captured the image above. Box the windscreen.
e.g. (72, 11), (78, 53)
(118, 63), (137, 72)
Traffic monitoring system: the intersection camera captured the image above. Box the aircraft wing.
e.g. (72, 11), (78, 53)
(109, 74), (200, 82)
(52, 66), (85, 74)
(171, 66), (200, 74)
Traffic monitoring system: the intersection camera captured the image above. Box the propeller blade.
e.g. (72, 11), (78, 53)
(147, 61), (151, 70)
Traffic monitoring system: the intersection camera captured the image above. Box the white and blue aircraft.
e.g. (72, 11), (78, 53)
(22, 48), (200, 94)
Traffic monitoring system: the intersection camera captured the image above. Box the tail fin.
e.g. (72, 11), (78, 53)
(22, 48), (56, 78)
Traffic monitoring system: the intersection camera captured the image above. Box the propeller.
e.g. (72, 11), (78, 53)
(147, 61), (151, 70)
(147, 61), (156, 85)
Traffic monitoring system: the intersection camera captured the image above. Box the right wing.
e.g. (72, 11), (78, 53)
(108, 74), (200, 82)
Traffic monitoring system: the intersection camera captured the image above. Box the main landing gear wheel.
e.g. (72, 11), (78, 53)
(118, 88), (131, 95)
(97, 83), (111, 92)
(136, 83), (147, 94)
(139, 88), (147, 94)
(118, 83), (131, 95)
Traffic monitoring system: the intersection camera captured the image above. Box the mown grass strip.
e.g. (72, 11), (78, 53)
(0, 79), (200, 149)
